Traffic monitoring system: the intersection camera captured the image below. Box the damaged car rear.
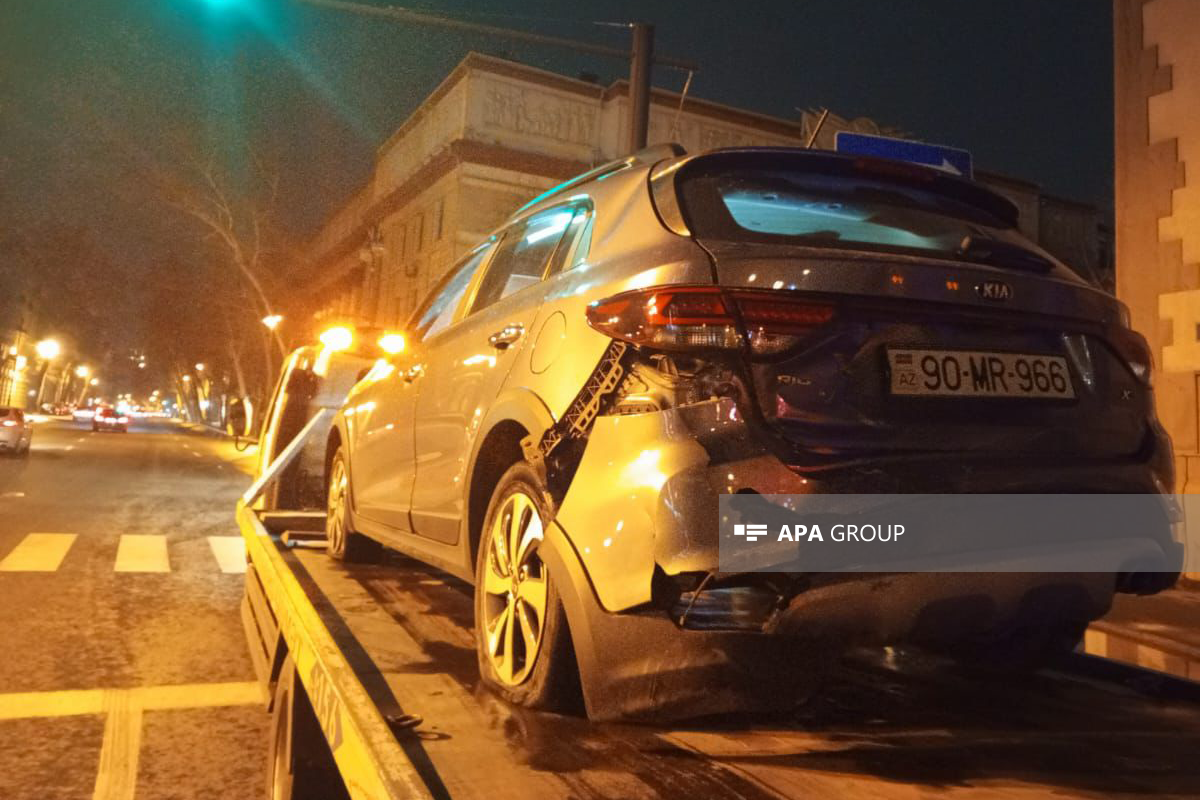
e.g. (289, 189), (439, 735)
(325, 145), (1181, 720)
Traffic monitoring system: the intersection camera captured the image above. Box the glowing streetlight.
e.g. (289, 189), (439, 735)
(89, 378), (100, 386)
(195, 363), (206, 372)
(75, 365), (90, 379)
(34, 339), (61, 406)
(35, 339), (61, 360)
(182, 375), (192, 383)
(262, 314), (283, 330)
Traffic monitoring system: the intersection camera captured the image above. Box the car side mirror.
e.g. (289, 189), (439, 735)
(227, 398), (248, 436)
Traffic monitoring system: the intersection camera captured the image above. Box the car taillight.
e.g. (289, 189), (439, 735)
(1106, 325), (1153, 387)
(586, 286), (834, 355)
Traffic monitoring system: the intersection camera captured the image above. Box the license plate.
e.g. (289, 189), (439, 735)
(887, 349), (1075, 399)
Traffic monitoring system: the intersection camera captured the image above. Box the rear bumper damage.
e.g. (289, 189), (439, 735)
(546, 398), (1180, 719)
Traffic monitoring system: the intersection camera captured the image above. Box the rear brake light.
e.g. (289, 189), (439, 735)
(1106, 325), (1153, 387)
(587, 286), (834, 355)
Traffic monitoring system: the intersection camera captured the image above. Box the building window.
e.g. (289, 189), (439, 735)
(413, 214), (425, 254)
(433, 199), (445, 241)
(405, 257), (420, 278)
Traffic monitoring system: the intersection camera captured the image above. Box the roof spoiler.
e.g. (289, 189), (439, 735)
(513, 143), (687, 216)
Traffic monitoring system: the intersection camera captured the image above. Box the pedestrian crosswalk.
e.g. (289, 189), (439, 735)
(114, 534), (171, 573)
(0, 533), (247, 574)
(0, 533), (78, 572)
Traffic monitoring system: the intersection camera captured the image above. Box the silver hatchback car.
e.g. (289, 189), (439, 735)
(0, 407), (32, 456)
(326, 145), (1178, 720)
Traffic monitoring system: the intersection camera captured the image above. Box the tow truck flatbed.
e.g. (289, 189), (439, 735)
(237, 502), (1200, 800)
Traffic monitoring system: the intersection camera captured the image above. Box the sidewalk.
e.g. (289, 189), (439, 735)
(1085, 584), (1200, 681)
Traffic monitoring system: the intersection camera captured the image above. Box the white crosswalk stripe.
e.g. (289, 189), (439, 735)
(207, 536), (247, 574)
(0, 532), (251, 575)
(114, 534), (171, 573)
(0, 533), (77, 572)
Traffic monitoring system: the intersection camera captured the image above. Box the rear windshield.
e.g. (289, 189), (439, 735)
(677, 156), (1071, 275)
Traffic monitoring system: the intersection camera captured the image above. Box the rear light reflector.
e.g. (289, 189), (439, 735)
(587, 286), (834, 355)
(1106, 325), (1153, 386)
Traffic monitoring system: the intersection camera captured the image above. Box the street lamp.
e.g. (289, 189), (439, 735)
(195, 363), (206, 372)
(34, 339), (61, 408)
(75, 365), (90, 379)
(262, 314), (283, 330)
(35, 339), (60, 360)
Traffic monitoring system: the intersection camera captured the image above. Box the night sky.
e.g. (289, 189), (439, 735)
(1, 0), (1113, 269)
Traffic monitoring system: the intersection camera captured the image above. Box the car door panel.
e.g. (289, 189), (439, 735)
(409, 206), (583, 544)
(349, 242), (496, 531)
(347, 357), (419, 530)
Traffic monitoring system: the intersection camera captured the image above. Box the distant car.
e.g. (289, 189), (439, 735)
(92, 407), (129, 433)
(0, 407), (32, 456)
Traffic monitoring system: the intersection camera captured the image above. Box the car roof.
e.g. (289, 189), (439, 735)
(507, 143), (685, 222)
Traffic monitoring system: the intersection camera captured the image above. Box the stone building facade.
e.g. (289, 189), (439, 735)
(304, 52), (1112, 334)
(1115, 0), (1200, 577)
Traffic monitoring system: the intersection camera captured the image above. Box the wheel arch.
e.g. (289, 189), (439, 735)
(464, 389), (554, 567)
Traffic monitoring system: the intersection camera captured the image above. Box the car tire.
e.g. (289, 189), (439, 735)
(325, 448), (382, 563)
(474, 463), (580, 711)
(266, 656), (349, 800)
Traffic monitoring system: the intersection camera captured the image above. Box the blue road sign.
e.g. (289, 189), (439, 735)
(834, 132), (973, 178)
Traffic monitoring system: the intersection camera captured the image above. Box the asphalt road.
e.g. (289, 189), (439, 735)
(0, 417), (265, 800)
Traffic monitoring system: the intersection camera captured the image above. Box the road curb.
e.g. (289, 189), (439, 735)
(1084, 621), (1200, 682)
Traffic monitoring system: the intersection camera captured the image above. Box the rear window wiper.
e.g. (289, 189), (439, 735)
(956, 235), (1054, 273)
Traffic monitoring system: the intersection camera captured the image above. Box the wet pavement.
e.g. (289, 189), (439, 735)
(0, 418), (266, 800)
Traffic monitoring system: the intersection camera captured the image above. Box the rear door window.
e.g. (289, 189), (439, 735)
(469, 206), (579, 315)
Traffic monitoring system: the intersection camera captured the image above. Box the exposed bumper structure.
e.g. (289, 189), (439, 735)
(546, 399), (1180, 719)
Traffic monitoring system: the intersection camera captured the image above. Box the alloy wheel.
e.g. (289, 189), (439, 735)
(481, 490), (547, 686)
(326, 458), (347, 555)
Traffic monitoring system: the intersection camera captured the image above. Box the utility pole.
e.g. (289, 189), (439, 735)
(628, 23), (655, 152)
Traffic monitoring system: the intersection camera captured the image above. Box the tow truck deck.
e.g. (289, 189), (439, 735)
(238, 500), (1200, 800)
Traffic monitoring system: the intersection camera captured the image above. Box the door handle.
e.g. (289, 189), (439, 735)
(487, 323), (525, 350)
(402, 364), (424, 383)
